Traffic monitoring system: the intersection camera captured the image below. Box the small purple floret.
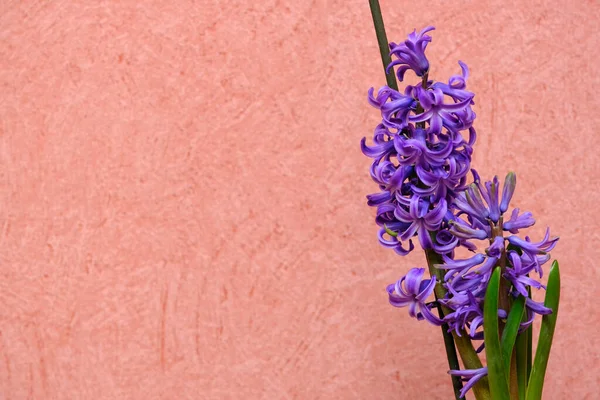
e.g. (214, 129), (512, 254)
(387, 267), (442, 325)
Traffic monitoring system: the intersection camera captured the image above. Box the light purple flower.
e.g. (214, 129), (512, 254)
(504, 251), (545, 298)
(454, 171), (517, 223)
(448, 217), (489, 240)
(433, 61), (471, 97)
(360, 124), (395, 160)
(410, 87), (473, 135)
(394, 196), (447, 249)
(503, 208), (535, 234)
(448, 367), (488, 399)
(500, 171), (516, 213)
(431, 228), (459, 254)
(368, 87), (416, 129)
(507, 228), (559, 257)
(387, 267), (442, 325)
(394, 128), (453, 168)
(387, 26), (435, 81)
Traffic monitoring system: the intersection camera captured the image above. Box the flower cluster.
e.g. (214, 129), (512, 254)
(364, 26), (559, 399)
(440, 172), (559, 337)
(361, 26), (477, 256)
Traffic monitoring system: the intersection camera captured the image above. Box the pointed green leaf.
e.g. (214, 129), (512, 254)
(484, 267), (510, 400)
(526, 287), (533, 381)
(515, 328), (529, 400)
(526, 260), (560, 400)
(516, 283), (533, 399)
(501, 294), (526, 375)
(516, 290), (532, 400)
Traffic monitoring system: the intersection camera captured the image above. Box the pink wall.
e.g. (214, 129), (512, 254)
(1, 0), (598, 398)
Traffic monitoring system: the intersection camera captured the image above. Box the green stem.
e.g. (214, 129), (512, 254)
(368, 0), (398, 90)
(426, 248), (490, 400)
(424, 249), (463, 400)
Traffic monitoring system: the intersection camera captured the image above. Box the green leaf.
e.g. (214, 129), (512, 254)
(526, 287), (532, 381)
(516, 287), (533, 400)
(501, 294), (525, 375)
(515, 327), (529, 400)
(526, 260), (560, 400)
(515, 289), (532, 400)
(484, 267), (510, 400)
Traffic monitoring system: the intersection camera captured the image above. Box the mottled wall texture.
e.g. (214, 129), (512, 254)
(0, 0), (598, 399)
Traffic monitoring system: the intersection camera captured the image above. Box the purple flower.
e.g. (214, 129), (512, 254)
(412, 154), (471, 202)
(368, 87), (416, 129)
(387, 26), (435, 81)
(436, 252), (486, 275)
(507, 228), (559, 257)
(525, 298), (553, 315)
(500, 171), (516, 213)
(431, 228), (459, 254)
(431, 61), (477, 133)
(448, 217), (489, 240)
(448, 367), (488, 398)
(394, 128), (453, 168)
(378, 227), (415, 256)
(454, 171), (516, 223)
(410, 87), (473, 135)
(360, 124), (395, 160)
(394, 196), (447, 249)
(503, 208), (535, 233)
(375, 203), (415, 256)
(504, 251), (545, 298)
(387, 267), (442, 325)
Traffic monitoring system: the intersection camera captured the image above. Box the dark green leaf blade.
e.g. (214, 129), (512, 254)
(515, 325), (530, 399)
(501, 295), (526, 376)
(526, 260), (560, 400)
(527, 287), (533, 381)
(484, 267), (511, 400)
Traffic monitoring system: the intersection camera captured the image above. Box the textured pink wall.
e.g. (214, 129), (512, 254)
(0, 0), (599, 399)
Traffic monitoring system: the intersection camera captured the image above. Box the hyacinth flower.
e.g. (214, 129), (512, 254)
(387, 26), (435, 81)
(387, 267), (442, 325)
(364, 3), (561, 399)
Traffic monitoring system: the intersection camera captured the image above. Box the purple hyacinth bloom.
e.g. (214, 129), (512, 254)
(485, 177), (501, 222)
(378, 227), (415, 256)
(394, 196), (447, 249)
(375, 203), (415, 256)
(448, 367), (488, 399)
(387, 26), (435, 81)
(410, 87), (473, 135)
(525, 298), (553, 315)
(454, 171), (517, 223)
(431, 228), (459, 254)
(368, 87), (416, 129)
(448, 217), (489, 240)
(503, 208), (535, 234)
(435, 63), (469, 98)
(394, 128), (453, 168)
(507, 228), (559, 257)
(486, 235), (505, 258)
(500, 171), (516, 213)
(412, 153), (471, 202)
(504, 251), (546, 298)
(360, 124), (395, 160)
(387, 267), (442, 325)
(432, 61), (471, 98)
